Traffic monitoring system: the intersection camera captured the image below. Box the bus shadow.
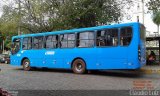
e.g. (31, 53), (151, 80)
(16, 68), (73, 73)
(15, 68), (143, 78)
(88, 70), (143, 78)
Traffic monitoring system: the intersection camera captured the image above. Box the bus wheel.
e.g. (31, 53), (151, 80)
(72, 59), (86, 74)
(22, 59), (31, 71)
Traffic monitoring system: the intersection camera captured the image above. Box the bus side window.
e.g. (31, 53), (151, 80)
(23, 38), (28, 50)
(22, 37), (32, 50)
(60, 34), (67, 48)
(52, 35), (58, 48)
(107, 29), (118, 46)
(59, 34), (75, 48)
(46, 35), (53, 49)
(28, 38), (32, 49)
(77, 32), (94, 48)
(120, 27), (132, 46)
(96, 29), (118, 47)
(33, 36), (43, 49)
(96, 30), (106, 46)
(45, 35), (58, 49)
(68, 33), (75, 48)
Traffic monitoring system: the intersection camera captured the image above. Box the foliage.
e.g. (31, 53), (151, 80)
(147, 0), (160, 33)
(57, 0), (123, 28)
(0, 0), (133, 49)
(153, 11), (160, 25)
(1, 0), (133, 33)
(147, 0), (160, 14)
(152, 11), (160, 33)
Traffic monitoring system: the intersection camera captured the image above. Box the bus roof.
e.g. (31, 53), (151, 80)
(12, 22), (141, 39)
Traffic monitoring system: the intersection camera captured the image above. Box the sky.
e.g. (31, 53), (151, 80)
(122, 0), (157, 37)
(0, 0), (158, 36)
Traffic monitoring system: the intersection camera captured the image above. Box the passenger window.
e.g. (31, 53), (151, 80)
(28, 38), (32, 49)
(60, 33), (75, 48)
(33, 36), (43, 49)
(97, 29), (118, 46)
(120, 27), (132, 46)
(60, 34), (68, 48)
(77, 32), (94, 47)
(22, 37), (32, 50)
(46, 35), (58, 49)
(68, 34), (75, 48)
(23, 38), (28, 50)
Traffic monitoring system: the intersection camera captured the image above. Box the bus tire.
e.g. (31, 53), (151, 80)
(72, 59), (86, 74)
(22, 59), (31, 71)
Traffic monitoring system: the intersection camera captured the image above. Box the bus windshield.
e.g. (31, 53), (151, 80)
(11, 38), (21, 55)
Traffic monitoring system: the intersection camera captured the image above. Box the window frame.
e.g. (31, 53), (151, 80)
(76, 31), (95, 48)
(96, 28), (119, 48)
(32, 36), (44, 49)
(67, 33), (76, 48)
(45, 35), (58, 49)
(22, 37), (32, 50)
(119, 26), (133, 47)
(59, 33), (76, 49)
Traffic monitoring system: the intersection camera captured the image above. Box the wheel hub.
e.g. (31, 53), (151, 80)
(24, 62), (29, 68)
(76, 63), (82, 71)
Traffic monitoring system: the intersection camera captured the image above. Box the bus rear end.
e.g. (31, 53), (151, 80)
(138, 24), (146, 67)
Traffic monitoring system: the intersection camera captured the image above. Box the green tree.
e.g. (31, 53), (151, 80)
(146, 0), (160, 34)
(0, 5), (19, 50)
(0, 5), (20, 36)
(0, 0), (133, 33)
(53, 0), (133, 29)
(152, 11), (160, 34)
(0, 0), (133, 50)
(147, 0), (160, 14)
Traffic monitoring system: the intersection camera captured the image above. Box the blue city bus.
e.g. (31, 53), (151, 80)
(10, 22), (146, 74)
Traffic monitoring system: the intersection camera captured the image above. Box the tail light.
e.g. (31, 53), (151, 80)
(138, 46), (141, 61)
